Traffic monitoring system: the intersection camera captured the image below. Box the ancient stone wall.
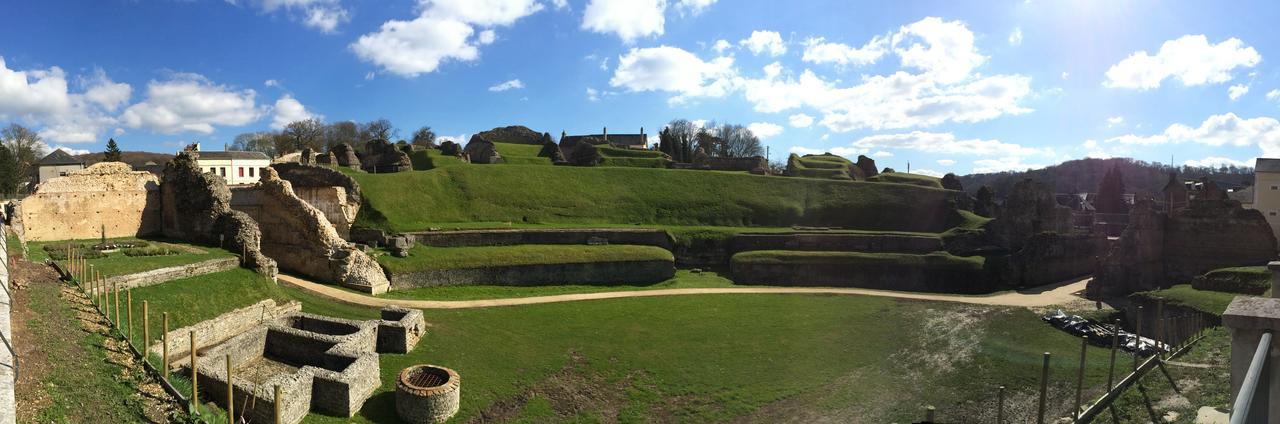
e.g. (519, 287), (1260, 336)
(730, 257), (993, 293)
(151, 299), (301, 369)
(269, 163), (362, 239)
(388, 260), (675, 289)
(19, 162), (162, 241)
(103, 257), (239, 290)
(406, 228), (674, 249)
(704, 156), (768, 173)
(1002, 233), (1106, 287)
(729, 233), (942, 254)
(244, 168), (389, 294)
(160, 153), (277, 276)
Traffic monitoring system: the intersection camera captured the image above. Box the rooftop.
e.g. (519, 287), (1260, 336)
(195, 151), (271, 161)
(37, 149), (82, 166)
(1256, 158), (1280, 173)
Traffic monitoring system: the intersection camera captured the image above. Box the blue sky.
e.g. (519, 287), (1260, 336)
(2, 0), (1280, 176)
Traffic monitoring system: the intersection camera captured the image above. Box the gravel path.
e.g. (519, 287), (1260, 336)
(277, 274), (1092, 310)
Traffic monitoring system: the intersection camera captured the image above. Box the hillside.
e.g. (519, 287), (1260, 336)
(960, 157), (1253, 197)
(347, 165), (967, 233)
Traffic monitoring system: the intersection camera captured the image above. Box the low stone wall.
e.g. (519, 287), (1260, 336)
(730, 255), (992, 293)
(389, 260), (675, 289)
(729, 233), (942, 254)
(406, 228), (674, 250)
(152, 299), (301, 369)
(1002, 233), (1106, 288)
(103, 257), (239, 291)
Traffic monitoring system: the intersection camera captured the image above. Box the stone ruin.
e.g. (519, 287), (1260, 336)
(332, 143), (362, 169)
(1089, 194), (1279, 296)
(476, 125), (542, 145)
(558, 137), (602, 166)
(462, 134), (503, 164)
(17, 161), (162, 241)
(175, 305), (425, 424)
(360, 139), (412, 173)
(299, 148), (315, 165)
(271, 163), (363, 239)
(396, 364), (460, 423)
(438, 140), (462, 157)
(855, 155), (878, 178)
(160, 152), (278, 276)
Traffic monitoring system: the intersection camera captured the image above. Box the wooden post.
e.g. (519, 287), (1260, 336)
(1156, 300), (1164, 357)
(143, 301), (150, 362)
(924, 405), (935, 422)
(226, 354), (234, 424)
(1134, 306), (1143, 371)
(162, 313), (170, 380)
(1037, 352), (1050, 424)
(1108, 318), (1119, 389)
(114, 282), (121, 330)
(996, 385), (1005, 424)
(274, 385), (282, 424)
(127, 290), (133, 341)
(1075, 336), (1087, 419)
(190, 330), (198, 410)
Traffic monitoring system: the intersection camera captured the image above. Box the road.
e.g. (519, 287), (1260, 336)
(277, 274), (1093, 310)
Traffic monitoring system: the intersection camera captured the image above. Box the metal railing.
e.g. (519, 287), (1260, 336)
(1231, 331), (1272, 424)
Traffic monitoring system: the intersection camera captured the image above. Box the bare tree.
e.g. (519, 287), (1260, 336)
(695, 122), (762, 158)
(411, 126), (436, 147)
(230, 131), (278, 157)
(359, 118), (398, 143)
(325, 121), (359, 151)
(1, 124), (44, 189)
(282, 118), (325, 153)
(666, 119), (701, 162)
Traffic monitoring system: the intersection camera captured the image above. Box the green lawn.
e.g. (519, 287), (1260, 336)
(348, 165), (967, 233)
(376, 244), (674, 273)
(867, 172), (945, 188)
(119, 268), (291, 351)
(408, 149), (467, 170)
(31, 238), (237, 279)
(1137, 284), (1247, 315)
(381, 269), (736, 301)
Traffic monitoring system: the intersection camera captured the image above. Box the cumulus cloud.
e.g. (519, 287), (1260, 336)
(712, 39), (733, 54)
(238, 0), (350, 33)
(674, 0), (717, 15)
(1105, 113), (1280, 156)
(1184, 156), (1251, 168)
(848, 131), (1043, 157)
(1104, 35), (1260, 90)
(351, 0), (543, 77)
(747, 122), (783, 139)
(740, 30), (786, 57)
(121, 73), (263, 134)
(489, 79), (524, 92)
(270, 94), (320, 129)
(0, 57), (73, 119)
(891, 17), (986, 84)
(1107, 116), (1124, 126)
(1008, 27), (1022, 46)
(801, 36), (887, 67)
(610, 46), (736, 104)
(913, 169), (946, 177)
(1229, 84), (1249, 100)
(582, 0), (665, 43)
(973, 156), (1045, 173)
(0, 58), (135, 143)
(788, 113), (814, 128)
(82, 70), (132, 112)
(1269, 89), (1280, 101)
(936, 159), (955, 166)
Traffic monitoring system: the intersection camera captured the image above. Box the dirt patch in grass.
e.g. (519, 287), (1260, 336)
(471, 351), (638, 423)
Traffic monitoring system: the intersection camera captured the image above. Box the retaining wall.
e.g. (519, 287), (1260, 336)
(730, 255), (992, 293)
(152, 299), (301, 369)
(406, 228), (674, 250)
(103, 257), (239, 291)
(729, 233), (942, 254)
(389, 260), (676, 289)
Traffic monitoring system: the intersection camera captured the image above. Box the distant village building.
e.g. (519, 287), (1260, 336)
(560, 127), (649, 149)
(1254, 158), (1280, 237)
(185, 143), (270, 185)
(36, 149), (85, 183)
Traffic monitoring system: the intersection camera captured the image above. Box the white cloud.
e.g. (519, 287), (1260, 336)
(610, 46), (736, 104)
(0, 57), (72, 119)
(585, 87), (616, 102)
(871, 150), (893, 158)
(49, 145), (90, 156)
(81, 70), (132, 112)
(351, 0), (543, 77)
(936, 159), (955, 166)
(0, 58), (135, 143)
(1105, 113), (1280, 156)
(788, 113), (814, 128)
(1107, 116), (1124, 127)
(913, 168), (946, 177)
(747, 122), (783, 139)
(270, 94), (320, 129)
(891, 17), (985, 84)
(1229, 83), (1249, 100)
(1268, 89), (1280, 101)
(489, 79), (524, 92)
(550, 0), (568, 9)
(674, 0), (716, 15)
(1061, 72), (1069, 80)
(582, 0), (665, 43)
(1184, 156), (1250, 168)
(789, 146), (862, 157)
(712, 39), (733, 54)
(801, 36), (887, 67)
(241, 0), (350, 33)
(740, 30), (787, 57)
(302, 4), (349, 33)
(121, 74), (263, 134)
(1008, 27), (1023, 46)
(973, 157), (1044, 173)
(848, 131), (1043, 156)
(264, 79), (280, 87)
(1104, 35), (1260, 90)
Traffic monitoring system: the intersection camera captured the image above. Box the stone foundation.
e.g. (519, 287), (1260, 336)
(377, 306), (425, 354)
(389, 260), (676, 289)
(152, 299), (301, 370)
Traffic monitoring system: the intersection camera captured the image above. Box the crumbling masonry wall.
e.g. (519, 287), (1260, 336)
(160, 153), (277, 276)
(270, 163), (363, 240)
(18, 162), (162, 241)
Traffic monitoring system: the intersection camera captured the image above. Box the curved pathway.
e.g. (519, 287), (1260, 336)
(277, 274), (1093, 310)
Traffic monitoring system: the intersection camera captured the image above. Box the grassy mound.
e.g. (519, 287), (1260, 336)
(1136, 284), (1244, 315)
(787, 153), (855, 180)
(349, 165), (966, 233)
(408, 149), (467, 170)
(868, 172), (944, 188)
(1190, 266), (1270, 295)
(377, 244), (674, 273)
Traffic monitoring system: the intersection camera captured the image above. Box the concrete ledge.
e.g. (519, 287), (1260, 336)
(1223, 296), (1280, 331)
(105, 257), (240, 291)
(388, 260), (676, 289)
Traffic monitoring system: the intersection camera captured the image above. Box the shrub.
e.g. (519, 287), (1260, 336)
(122, 246), (176, 257)
(48, 249), (107, 261)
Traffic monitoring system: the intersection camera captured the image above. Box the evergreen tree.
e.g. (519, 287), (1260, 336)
(1096, 166), (1129, 214)
(104, 138), (123, 162)
(941, 173), (963, 191)
(974, 185), (996, 217)
(0, 144), (16, 197)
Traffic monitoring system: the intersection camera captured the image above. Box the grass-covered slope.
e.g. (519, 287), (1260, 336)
(377, 244), (674, 273)
(787, 153), (856, 180)
(350, 165), (966, 233)
(868, 172), (943, 188)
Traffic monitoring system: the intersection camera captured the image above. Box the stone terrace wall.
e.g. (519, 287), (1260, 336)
(161, 153), (276, 276)
(407, 228), (674, 250)
(19, 162), (161, 241)
(1163, 200), (1277, 284)
(1002, 233), (1107, 287)
(152, 299), (301, 370)
(729, 233), (942, 254)
(103, 257), (239, 290)
(731, 259), (991, 293)
(389, 260), (675, 289)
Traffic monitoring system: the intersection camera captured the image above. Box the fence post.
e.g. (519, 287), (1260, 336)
(143, 301), (150, 362)
(190, 330), (198, 411)
(226, 354), (234, 424)
(127, 290), (133, 341)
(924, 405), (935, 422)
(1109, 318), (1119, 389)
(1038, 352), (1050, 424)
(162, 313), (170, 380)
(1156, 300), (1165, 357)
(996, 385), (1005, 424)
(113, 282), (120, 330)
(1075, 336), (1087, 419)
(1134, 306), (1144, 370)
(274, 385), (282, 424)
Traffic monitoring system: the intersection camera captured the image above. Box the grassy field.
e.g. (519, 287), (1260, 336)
(376, 244), (674, 273)
(381, 269), (736, 301)
(120, 268), (291, 350)
(1137, 284), (1245, 315)
(868, 172), (944, 188)
(33, 238), (236, 279)
(347, 165), (966, 233)
(787, 153), (855, 180)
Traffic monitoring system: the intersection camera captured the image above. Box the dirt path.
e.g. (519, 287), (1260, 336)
(278, 274), (1093, 310)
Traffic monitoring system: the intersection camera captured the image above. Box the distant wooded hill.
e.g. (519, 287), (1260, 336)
(74, 151), (174, 169)
(959, 158), (1254, 197)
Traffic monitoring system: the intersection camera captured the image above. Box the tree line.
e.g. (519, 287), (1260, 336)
(656, 119), (764, 162)
(230, 118), (436, 157)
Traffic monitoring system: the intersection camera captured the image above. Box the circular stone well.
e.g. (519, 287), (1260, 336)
(396, 364), (460, 423)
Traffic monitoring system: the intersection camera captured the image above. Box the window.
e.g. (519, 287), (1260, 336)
(1272, 212), (1277, 216)
(1272, 186), (1278, 190)
(249, 167), (255, 177)
(220, 167), (226, 177)
(238, 167), (244, 177)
